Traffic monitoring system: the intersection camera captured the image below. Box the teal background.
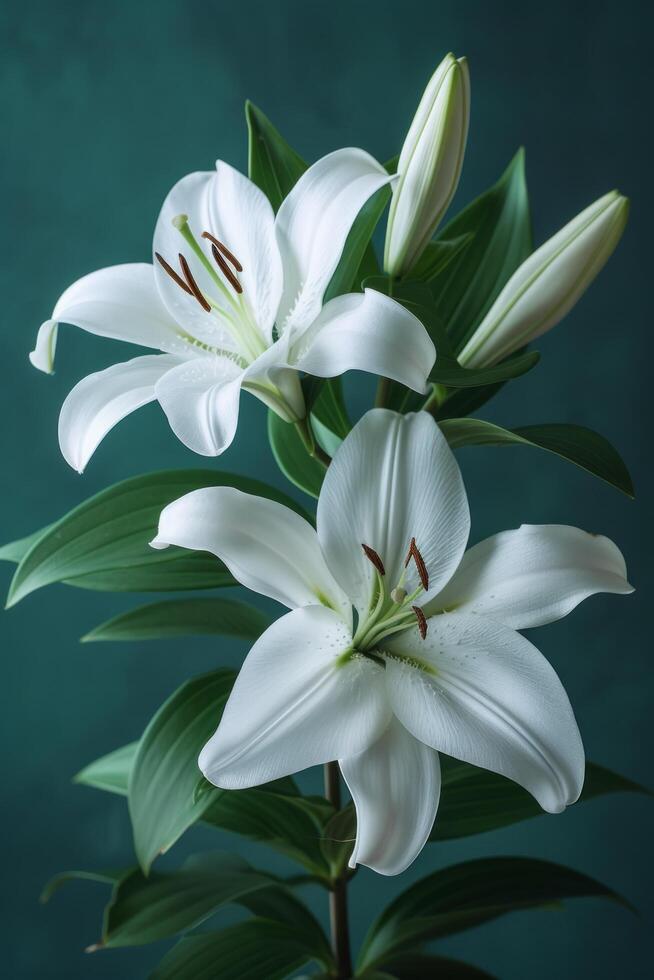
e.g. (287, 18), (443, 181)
(0, 0), (650, 976)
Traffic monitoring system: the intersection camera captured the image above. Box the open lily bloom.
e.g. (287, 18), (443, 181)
(30, 152), (435, 471)
(152, 410), (632, 875)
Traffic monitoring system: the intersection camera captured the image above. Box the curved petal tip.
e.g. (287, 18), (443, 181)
(29, 320), (58, 374)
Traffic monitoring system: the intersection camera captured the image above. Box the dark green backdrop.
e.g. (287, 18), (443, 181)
(1, 1), (650, 977)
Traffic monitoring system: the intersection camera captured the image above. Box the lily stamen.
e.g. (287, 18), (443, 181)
(404, 536), (429, 590)
(202, 231), (243, 272)
(154, 252), (193, 295)
(210, 243), (243, 294)
(362, 543), (385, 576)
(178, 253), (212, 312)
(412, 604), (428, 640)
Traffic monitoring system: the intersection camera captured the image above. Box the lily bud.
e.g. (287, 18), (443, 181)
(459, 190), (629, 368)
(384, 53), (470, 278)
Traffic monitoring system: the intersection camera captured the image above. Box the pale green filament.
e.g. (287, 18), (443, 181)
(172, 214), (268, 364)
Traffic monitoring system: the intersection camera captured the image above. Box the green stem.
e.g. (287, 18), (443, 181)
(422, 382), (449, 416)
(294, 417), (331, 468)
(324, 761), (352, 978)
(374, 376), (392, 408)
(374, 277), (395, 410)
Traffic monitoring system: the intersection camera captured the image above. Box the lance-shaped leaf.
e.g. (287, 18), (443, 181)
(5, 470), (307, 607)
(430, 149), (532, 352)
(75, 738), (332, 875)
(204, 787), (332, 876)
(100, 854), (276, 948)
(81, 598), (271, 643)
(129, 669), (235, 872)
(440, 418), (634, 497)
(75, 742), (138, 795)
(408, 233), (473, 282)
(431, 758), (650, 841)
(324, 186), (390, 302)
(0, 526), (52, 564)
(151, 918), (325, 980)
(246, 101), (307, 211)
(268, 413), (326, 499)
(358, 857), (629, 971)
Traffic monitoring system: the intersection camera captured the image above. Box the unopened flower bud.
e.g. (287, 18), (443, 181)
(384, 53), (470, 278)
(459, 190), (629, 368)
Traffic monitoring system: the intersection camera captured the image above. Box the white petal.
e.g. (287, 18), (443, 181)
(152, 486), (351, 620)
(340, 718), (441, 875)
(317, 409), (470, 615)
(58, 354), (182, 473)
(30, 264), (181, 373)
(154, 356), (244, 457)
(275, 148), (392, 333)
(29, 320), (58, 373)
(384, 613), (585, 813)
(292, 289), (435, 393)
(199, 606), (390, 788)
(425, 524), (633, 629)
(153, 166), (281, 350)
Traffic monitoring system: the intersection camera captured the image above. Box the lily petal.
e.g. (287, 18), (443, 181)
(153, 165), (281, 349)
(384, 612), (585, 813)
(154, 356), (244, 457)
(152, 486), (351, 620)
(293, 289), (436, 393)
(199, 606), (391, 788)
(30, 264), (181, 373)
(340, 718), (441, 875)
(275, 148), (392, 334)
(58, 354), (183, 473)
(425, 524), (633, 628)
(317, 410), (470, 615)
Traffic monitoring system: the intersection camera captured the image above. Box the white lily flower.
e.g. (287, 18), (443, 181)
(384, 53), (470, 278)
(151, 409), (632, 876)
(30, 151), (435, 471)
(459, 190), (629, 368)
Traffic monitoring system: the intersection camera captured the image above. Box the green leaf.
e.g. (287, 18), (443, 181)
(204, 786), (333, 876)
(81, 598), (272, 644)
(324, 186), (391, 303)
(102, 853), (275, 948)
(151, 918), (321, 980)
(75, 742), (138, 796)
(76, 736), (331, 875)
(268, 412), (326, 499)
(246, 101), (307, 211)
(440, 418), (634, 497)
(430, 149), (532, 352)
(408, 233), (473, 283)
(429, 349), (540, 388)
(431, 758), (650, 841)
(319, 804), (356, 878)
(6, 469), (307, 607)
(0, 525), (52, 564)
(40, 869), (124, 904)
(129, 669), (235, 872)
(369, 953), (497, 979)
(358, 857), (629, 970)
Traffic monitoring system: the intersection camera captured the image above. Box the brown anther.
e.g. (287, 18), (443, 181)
(412, 605), (428, 640)
(362, 544), (385, 576)
(404, 537), (429, 590)
(202, 231), (243, 272)
(178, 253), (212, 312)
(155, 252), (193, 295)
(211, 244), (243, 294)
